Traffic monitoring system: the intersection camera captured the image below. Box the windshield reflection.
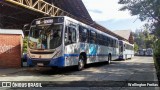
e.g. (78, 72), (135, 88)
(29, 24), (63, 49)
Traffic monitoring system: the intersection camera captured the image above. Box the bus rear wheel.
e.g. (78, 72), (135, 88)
(78, 55), (85, 71)
(107, 55), (111, 64)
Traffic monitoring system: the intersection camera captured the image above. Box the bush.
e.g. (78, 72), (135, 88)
(153, 39), (160, 58)
(153, 39), (160, 70)
(23, 37), (28, 53)
(153, 39), (160, 83)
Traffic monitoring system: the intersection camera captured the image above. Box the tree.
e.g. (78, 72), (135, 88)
(133, 28), (154, 49)
(134, 42), (139, 52)
(118, 0), (160, 38)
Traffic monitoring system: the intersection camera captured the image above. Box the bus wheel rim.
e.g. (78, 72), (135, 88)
(79, 59), (84, 69)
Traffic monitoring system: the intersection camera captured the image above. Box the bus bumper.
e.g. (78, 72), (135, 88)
(27, 56), (65, 67)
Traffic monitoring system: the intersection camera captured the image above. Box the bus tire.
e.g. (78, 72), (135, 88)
(107, 55), (111, 64)
(78, 55), (85, 71)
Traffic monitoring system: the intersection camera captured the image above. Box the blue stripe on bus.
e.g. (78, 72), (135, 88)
(64, 54), (115, 57)
(27, 54), (118, 67)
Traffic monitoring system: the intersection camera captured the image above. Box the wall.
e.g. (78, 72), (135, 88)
(0, 34), (22, 68)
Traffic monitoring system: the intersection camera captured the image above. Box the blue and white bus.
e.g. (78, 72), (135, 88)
(25, 16), (119, 70)
(119, 40), (134, 60)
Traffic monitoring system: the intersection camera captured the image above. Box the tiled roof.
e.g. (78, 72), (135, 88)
(113, 30), (131, 40)
(113, 30), (134, 44)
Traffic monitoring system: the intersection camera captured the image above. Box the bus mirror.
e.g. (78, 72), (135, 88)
(23, 24), (30, 36)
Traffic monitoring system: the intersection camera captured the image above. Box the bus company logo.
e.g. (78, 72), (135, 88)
(2, 82), (11, 87)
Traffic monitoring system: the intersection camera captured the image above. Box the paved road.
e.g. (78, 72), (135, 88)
(0, 56), (159, 90)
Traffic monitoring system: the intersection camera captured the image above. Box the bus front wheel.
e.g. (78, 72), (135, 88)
(78, 55), (85, 71)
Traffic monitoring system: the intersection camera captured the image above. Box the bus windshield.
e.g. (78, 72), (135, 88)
(28, 24), (63, 50)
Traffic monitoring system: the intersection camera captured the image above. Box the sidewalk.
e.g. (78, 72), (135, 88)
(0, 62), (28, 77)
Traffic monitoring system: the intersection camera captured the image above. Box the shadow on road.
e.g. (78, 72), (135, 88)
(28, 62), (110, 75)
(1, 57), (155, 81)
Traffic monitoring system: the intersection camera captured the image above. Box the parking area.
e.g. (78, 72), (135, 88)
(0, 56), (159, 90)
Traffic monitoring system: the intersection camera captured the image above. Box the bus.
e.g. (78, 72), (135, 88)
(145, 48), (153, 56)
(119, 40), (134, 60)
(137, 49), (146, 56)
(25, 16), (119, 70)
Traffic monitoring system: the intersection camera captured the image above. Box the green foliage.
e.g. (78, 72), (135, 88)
(134, 29), (154, 49)
(118, 0), (160, 38)
(23, 37), (28, 53)
(118, 0), (160, 21)
(134, 42), (138, 52)
(153, 39), (160, 57)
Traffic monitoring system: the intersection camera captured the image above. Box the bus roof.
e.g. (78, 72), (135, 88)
(64, 16), (118, 40)
(31, 16), (118, 40)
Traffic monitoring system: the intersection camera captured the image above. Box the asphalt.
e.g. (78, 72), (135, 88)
(0, 56), (159, 90)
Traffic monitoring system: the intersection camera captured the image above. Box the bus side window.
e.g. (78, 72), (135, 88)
(70, 28), (76, 43)
(65, 26), (69, 44)
(79, 26), (88, 43)
(90, 30), (96, 44)
(65, 26), (76, 45)
(68, 27), (72, 43)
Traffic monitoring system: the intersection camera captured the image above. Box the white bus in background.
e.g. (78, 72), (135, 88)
(24, 16), (119, 70)
(145, 48), (153, 56)
(137, 49), (146, 56)
(119, 40), (134, 60)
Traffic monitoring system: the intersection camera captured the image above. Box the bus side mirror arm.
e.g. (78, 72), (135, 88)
(23, 24), (30, 36)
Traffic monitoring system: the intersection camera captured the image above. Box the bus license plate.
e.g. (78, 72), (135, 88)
(37, 63), (44, 66)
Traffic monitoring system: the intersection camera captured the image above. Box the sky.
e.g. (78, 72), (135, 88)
(82, 0), (146, 32)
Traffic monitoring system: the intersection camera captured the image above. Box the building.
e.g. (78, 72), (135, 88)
(113, 30), (134, 44)
(0, 29), (24, 68)
(1, 0), (128, 41)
